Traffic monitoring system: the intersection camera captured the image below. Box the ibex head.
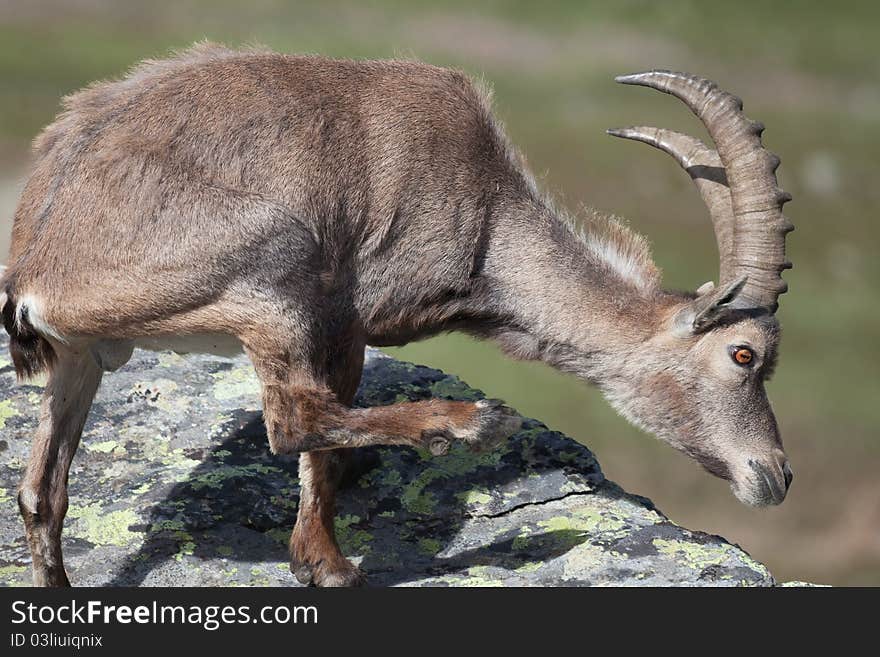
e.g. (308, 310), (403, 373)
(606, 71), (794, 507)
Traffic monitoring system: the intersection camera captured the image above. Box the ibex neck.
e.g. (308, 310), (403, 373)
(482, 201), (670, 380)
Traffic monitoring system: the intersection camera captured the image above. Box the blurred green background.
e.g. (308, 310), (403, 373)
(0, 1), (877, 585)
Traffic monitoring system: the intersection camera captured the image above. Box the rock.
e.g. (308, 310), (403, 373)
(0, 335), (776, 587)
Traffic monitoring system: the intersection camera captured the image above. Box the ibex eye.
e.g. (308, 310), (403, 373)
(731, 347), (754, 366)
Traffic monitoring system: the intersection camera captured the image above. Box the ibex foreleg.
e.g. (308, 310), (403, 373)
(243, 329), (521, 586)
(263, 387), (519, 456)
(18, 347), (102, 587)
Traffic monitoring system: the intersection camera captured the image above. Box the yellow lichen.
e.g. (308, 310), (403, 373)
(0, 399), (18, 429)
(456, 489), (493, 506)
(652, 538), (740, 572)
(0, 564), (27, 579)
(67, 504), (142, 547)
(86, 440), (123, 454)
(211, 366), (260, 401)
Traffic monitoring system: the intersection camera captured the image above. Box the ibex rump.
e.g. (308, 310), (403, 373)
(1, 44), (793, 587)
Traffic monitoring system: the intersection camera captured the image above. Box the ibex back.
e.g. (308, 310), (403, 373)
(1, 43), (793, 587)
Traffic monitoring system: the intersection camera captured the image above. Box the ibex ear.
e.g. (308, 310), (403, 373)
(674, 276), (748, 334)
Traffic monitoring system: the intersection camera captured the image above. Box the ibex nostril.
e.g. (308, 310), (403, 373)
(782, 461), (793, 490)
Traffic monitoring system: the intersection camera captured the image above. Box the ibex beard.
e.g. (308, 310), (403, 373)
(0, 44), (793, 587)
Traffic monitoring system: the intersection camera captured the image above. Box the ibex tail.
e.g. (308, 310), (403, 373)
(1, 268), (56, 380)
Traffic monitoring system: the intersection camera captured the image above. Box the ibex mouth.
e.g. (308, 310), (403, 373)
(745, 458), (790, 506)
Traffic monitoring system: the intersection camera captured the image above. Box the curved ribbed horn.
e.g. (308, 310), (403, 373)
(607, 126), (735, 285)
(614, 70), (793, 313)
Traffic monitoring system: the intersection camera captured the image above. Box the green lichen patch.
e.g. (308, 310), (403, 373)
(86, 440), (124, 454)
(430, 377), (482, 401)
(652, 538), (763, 575)
(335, 514), (373, 555)
(188, 463), (283, 491)
(531, 528), (588, 553)
(514, 561), (544, 574)
(0, 564), (28, 584)
(265, 527), (290, 544)
(67, 504), (143, 547)
(174, 541), (197, 561)
(211, 366), (260, 401)
(401, 469), (443, 515)
(455, 566), (505, 587)
(131, 481), (154, 496)
(156, 351), (185, 368)
(456, 488), (493, 506)
(568, 504), (628, 535)
(561, 542), (621, 580)
(0, 399), (18, 429)
(417, 538), (442, 556)
(149, 518), (193, 543)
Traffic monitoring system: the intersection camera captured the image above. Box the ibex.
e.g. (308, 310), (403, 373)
(1, 44), (793, 587)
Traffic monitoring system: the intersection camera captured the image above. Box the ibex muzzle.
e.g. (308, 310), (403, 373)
(0, 46), (792, 586)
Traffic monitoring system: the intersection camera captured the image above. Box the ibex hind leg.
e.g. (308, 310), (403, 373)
(19, 346), (103, 586)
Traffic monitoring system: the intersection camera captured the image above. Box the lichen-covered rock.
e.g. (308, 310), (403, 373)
(0, 336), (775, 587)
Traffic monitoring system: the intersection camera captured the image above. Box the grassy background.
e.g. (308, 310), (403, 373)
(1, 1), (877, 585)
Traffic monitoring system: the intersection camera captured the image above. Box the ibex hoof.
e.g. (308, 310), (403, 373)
(466, 398), (523, 452)
(315, 565), (367, 588)
(290, 558), (366, 587)
(291, 562), (314, 585)
(429, 435), (452, 456)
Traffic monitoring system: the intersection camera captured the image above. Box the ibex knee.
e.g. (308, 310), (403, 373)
(18, 485), (67, 530)
(17, 486), (40, 520)
(262, 384), (345, 455)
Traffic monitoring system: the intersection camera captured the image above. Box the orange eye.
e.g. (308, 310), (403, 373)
(733, 347), (753, 365)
